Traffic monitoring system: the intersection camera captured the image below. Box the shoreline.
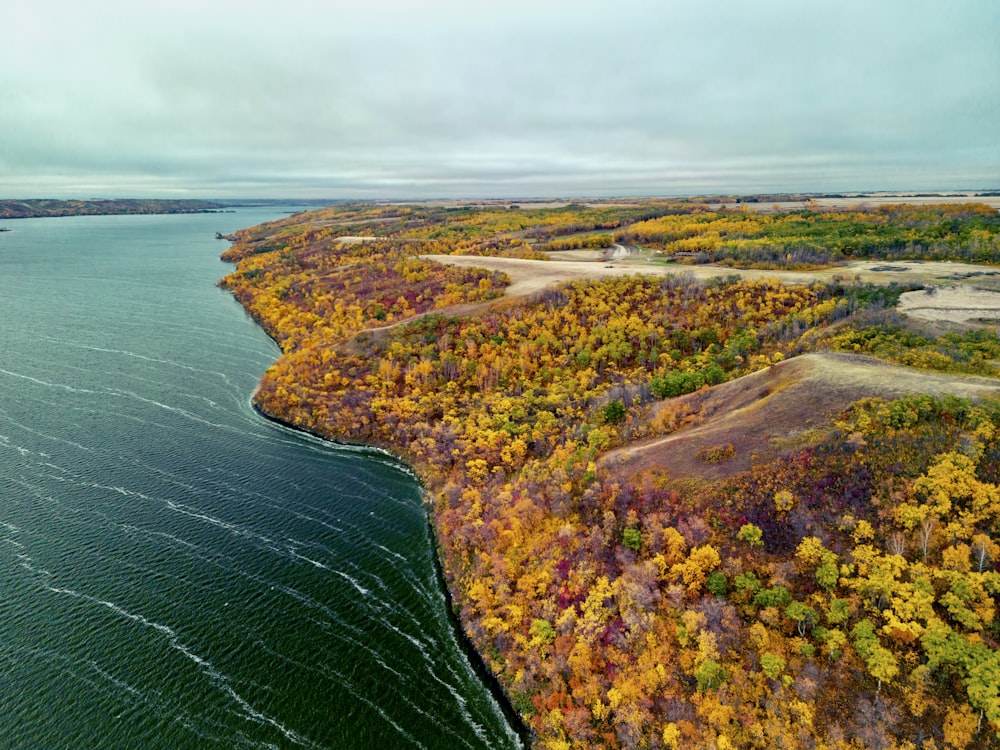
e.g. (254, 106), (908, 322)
(248, 388), (533, 748)
(0, 198), (228, 220)
(218, 200), (1000, 747)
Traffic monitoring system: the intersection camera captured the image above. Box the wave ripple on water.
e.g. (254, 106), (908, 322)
(0, 210), (519, 749)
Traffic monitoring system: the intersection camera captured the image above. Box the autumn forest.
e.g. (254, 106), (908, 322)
(220, 199), (1000, 749)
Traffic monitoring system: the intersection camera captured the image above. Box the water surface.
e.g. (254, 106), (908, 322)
(0, 209), (519, 749)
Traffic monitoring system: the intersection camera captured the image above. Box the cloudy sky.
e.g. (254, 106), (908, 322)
(1, 0), (997, 199)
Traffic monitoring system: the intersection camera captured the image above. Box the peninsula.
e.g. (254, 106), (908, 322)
(221, 197), (1000, 749)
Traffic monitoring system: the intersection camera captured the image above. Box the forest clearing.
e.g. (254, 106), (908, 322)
(424, 253), (1000, 308)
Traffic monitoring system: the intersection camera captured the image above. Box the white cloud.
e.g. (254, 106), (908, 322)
(0, 0), (997, 197)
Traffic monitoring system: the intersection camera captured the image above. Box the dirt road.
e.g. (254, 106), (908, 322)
(423, 255), (1000, 323)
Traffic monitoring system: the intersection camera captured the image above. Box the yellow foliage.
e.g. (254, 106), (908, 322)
(853, 519), (875, 544)
(662, 722), (681, 749)
(795, 536), (828, 567)
(661, 527), (688, 566)
(465, 457), (490, 485)
(591, 699), (611, 722)
(670, 544), (721, 594)
(942, 544), (973, 572)
(943, 704), (978, 748)
(773, 489), (796, 512)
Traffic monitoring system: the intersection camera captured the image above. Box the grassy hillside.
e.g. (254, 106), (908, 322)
(220, 200), (1000, 749)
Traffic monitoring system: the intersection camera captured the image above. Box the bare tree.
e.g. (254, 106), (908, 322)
(918, 516), (937, 562)
(887, 532), (907, 558)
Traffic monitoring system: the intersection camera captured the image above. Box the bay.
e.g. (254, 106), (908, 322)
(0, 209), (520, 749)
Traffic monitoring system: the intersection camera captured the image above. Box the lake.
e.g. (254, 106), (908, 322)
(0, 209), (520, 749)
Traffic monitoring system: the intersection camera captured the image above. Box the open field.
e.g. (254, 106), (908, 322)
(712, 193), (1000, 213)
(423, 254), (1000, 316)
(897, 285), (1000, 323)
(383, 193), (1000, 213)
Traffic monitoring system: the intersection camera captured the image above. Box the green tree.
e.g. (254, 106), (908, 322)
(706, 571), (727, 597)
(852, 619), (899, 700)
(623, 527), (642, 551)
(737, 523), (764, 547)
(785, 601), (818, 637)
(603, 398), (626, 424)
(964, 643), (1000, 733)
(761, 653), (786, 680)
(695, 659), (726, 691)
(529, 618), (556, 647)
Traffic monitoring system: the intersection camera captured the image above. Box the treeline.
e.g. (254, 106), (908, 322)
(616, 204), (1000, 268)
(220, 201), (1000, 749)
(229, 200), (706, 246)
(220, 234), (507, 350)
(829, 319), (1000, 376)
(219, 199), (1000, 270)
(543, 234), (617, 251)
(392, 203), (699, 245)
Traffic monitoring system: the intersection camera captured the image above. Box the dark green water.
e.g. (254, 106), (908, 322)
(0, 210), (519, 749)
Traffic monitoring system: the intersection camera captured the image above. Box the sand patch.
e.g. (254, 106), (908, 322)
(423, 255), (1000, 303)
(336, 236), (379, 244)
(897, 286), (1000, 323)
(421, 254), (824, 297)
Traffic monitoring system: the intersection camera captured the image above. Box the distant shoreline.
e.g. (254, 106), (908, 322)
(0, 198), (230, 220)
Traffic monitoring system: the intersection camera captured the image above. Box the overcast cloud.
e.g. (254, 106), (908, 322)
(1, 0), (997, 198)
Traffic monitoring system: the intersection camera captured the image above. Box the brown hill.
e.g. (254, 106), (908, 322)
(602, 351), (1000, 483)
